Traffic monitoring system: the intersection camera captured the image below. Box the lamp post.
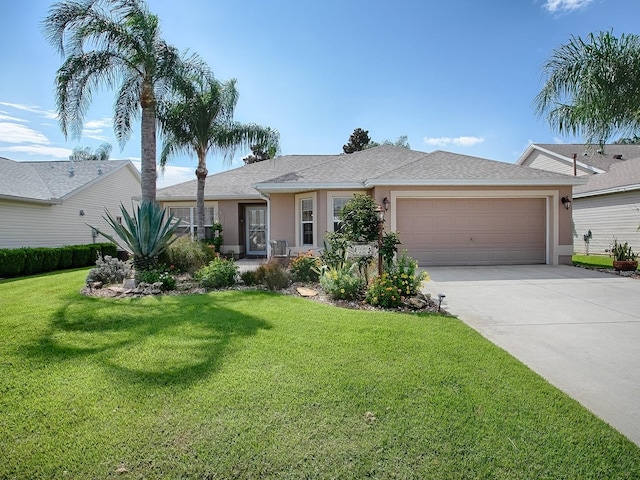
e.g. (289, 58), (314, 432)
(374, 204), (385, 275)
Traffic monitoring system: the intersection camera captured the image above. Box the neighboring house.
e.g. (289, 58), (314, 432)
(0, 157), (141, 248)
(157, 145), (582, 266)
(517, 144), (640, 255)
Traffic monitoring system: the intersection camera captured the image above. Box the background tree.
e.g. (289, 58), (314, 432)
(380, 135), (411, 149)
(159, 73), (279, 241)
(242, 144), (272, 164)
(615, 135), (640, 144)
(343, 128), (372, 153)
(534, 31), (640, 146)
(43, 0), (203, 203)
(69, 142), (112, 162)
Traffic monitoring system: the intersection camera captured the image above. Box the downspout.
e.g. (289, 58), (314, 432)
(572, 153), (577, 176)
(259, 192), (271, 257)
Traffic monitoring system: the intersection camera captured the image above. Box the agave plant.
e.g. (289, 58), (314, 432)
(91, 202), (181, 273)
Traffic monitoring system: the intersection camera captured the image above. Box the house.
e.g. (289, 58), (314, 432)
(517, 144), (640, 255)
(0, 157), (141, 248)
(157, 145), (582, 266)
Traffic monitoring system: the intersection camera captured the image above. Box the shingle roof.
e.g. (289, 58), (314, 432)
(373, 150), (580, 185)
(533, 143), (640, 171)
(0, 157), (138, 203)
(574, 157), (640, 196)
(157, 145), (582, 200)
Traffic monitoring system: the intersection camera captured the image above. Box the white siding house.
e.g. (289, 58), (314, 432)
(518, 144), (640, 256)
(0, 157), (141, 248)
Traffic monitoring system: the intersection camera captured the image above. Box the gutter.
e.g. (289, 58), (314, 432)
(364, 177), (587, 187)
(0, 194), (62, 205)
(573, 183), (640, 199)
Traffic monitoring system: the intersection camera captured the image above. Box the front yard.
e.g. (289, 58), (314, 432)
(1, 269), (639, 478)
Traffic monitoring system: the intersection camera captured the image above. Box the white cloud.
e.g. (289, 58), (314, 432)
(0, 122), (50, 144)
(0, 102), (58, 120)
(423, 136), (485, 148)
(84, 117), (112, 129)
(82, 128), (111, 142)
(0, 113), (27, 123)
(0, 145), (72, 159)
(543, 0), (593, 13)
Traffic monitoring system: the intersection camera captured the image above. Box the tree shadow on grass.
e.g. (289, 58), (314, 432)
(19, 290), (273, 388)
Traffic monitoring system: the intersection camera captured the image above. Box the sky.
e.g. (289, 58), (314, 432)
(0, 0), (638, 188)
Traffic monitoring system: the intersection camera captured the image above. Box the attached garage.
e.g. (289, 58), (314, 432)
(396, 197), (547, 266)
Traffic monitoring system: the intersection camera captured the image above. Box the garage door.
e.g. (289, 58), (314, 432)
(397, 198), (546, 266)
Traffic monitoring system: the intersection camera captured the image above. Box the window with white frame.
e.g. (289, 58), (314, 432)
(300, 197), (314, 245)
(168, 206), (217, 238)
(331, 196), (351, 232)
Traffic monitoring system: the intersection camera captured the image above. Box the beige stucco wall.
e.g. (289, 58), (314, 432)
(0, 165), (140, 248)
(265, 185), (574, 265)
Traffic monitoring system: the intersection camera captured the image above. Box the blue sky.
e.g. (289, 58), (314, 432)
(0, 0), (637, 187)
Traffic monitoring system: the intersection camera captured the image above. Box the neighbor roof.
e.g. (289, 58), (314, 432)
(159, 145), (583, 200)
(518, 143), (640, 172)
(574, 157), (640, 197)
(0, 157), (139, 204)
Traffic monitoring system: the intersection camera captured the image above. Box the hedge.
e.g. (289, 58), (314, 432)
(0, 243), (119, 279)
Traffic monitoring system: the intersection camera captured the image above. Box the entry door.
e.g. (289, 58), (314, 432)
(246, 206), (267, 256)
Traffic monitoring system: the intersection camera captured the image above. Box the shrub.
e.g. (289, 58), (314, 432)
(164, 237), (214, 273)
(86, 255), (133, 285)
(288, 251), (321, 283)
(254, 260), (290, 291)
(40, 248), (61, 272)
(57, 247), (74, 270)
(0, 249), (26, 278)
(389, 251), (429, 296)
(195, 257), (238, 289)
(136, 266), (176, 291)
(319, 264), (365, 300)
(380, 231), (401, 272)
(320, 232), (350, 270)
(23, 248), (45, 276)
(366, 273), (411, 309)
(99, 243), (118, 258)
(72, 245), (92, 268)
(203, 222), (223, 253)
(240, 269), (259, 286)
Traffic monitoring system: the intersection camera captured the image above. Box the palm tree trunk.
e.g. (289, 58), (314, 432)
(140, 83), (157, 203)
(195, 151), (208, 241)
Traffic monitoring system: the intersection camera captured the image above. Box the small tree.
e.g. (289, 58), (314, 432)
(242, 144), (271, 164)
(343, 128), (372, 154)
(338, 193), (379, 243)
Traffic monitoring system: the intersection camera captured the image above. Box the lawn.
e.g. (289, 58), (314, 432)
(1, 270), (639, 479)
(573, 254), (615, 269)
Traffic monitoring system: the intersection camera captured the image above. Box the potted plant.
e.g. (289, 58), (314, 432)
(611, 240), (638, 271)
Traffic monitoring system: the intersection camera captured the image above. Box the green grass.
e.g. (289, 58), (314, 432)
(1, 270), (639, 479)
(573, 254), (615, 269)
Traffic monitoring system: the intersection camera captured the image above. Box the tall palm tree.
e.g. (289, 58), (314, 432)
(534, 31), (640, 146)
(158, 73), (279, 241)
(42, 0), (203, 203)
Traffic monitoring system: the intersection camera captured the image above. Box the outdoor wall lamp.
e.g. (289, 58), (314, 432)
(561, 196), (572, 210)
(382, 197), (390, 211)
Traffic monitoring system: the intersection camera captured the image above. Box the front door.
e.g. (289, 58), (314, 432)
(246, 206), (267, 256)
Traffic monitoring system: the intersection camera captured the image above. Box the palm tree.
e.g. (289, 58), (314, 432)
(42, 0), (203, 203)
(534, 31), (640, 146)
(158, 73), (279, 241)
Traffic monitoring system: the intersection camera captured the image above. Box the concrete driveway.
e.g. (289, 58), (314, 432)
(421, 265), (640, 446)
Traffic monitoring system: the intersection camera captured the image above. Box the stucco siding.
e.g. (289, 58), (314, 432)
(573, 191), (640, 255)
(0, 166), (139, 248)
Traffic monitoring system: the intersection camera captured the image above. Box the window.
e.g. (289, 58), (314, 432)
(168, 205), (217, 238)
(332, 197), (351, 232)
(301, 198), (314, 245)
